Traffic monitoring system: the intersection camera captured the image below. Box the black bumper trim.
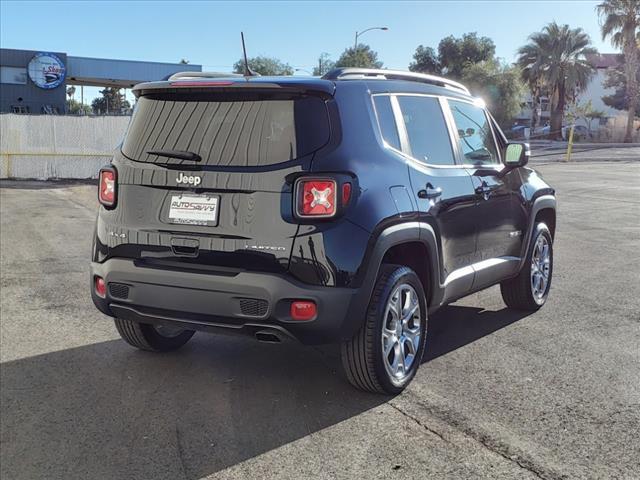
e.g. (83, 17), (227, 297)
(91, 258), (366, 345)
(110, 304), (297, 341)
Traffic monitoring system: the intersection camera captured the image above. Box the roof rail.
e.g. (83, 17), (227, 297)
(167, 71), (245, 81)
(321, 68), (470, 95)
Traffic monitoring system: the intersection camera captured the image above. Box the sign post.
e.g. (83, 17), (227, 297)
(565, 125), (575, 162)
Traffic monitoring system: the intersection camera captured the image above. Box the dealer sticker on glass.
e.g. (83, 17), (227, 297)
(169, 194), (219, 226)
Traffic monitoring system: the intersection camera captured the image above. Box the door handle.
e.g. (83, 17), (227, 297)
(475, 181), (498, 198)
(418, 183), (442, 199)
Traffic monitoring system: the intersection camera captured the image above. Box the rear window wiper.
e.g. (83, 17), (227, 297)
(146, 149), (202, 162)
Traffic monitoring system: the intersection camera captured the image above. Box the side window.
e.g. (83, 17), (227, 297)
(396, 95), (455, 166)
(448, 100), (499, 165)
(373, 95), (401, 150)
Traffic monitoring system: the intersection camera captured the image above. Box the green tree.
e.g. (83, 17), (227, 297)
(313, 52), (335, 76)
(597, 0), (640, 142)
(408, 45), (440, 74)
(437, 32), (495, 78)
(335, 44), (383, 68)
(91, 87), (130, 115)
(66, 99), (92, 115)
(461, 60), (525, 127)
(602, 58), (640, 113)
(569, 100), (606, 137)
(517, 23), (596, 139)
(232, 56), (293, 76)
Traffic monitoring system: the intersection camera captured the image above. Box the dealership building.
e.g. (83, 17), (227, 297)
(0, 48), (202, 114)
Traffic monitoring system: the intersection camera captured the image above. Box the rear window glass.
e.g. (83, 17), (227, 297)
(122, 93), (330, 167)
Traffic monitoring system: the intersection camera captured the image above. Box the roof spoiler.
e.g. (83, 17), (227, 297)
(322, 68), (470, 95)
(165, 71), (246, 81)
(134, 75), (335, 97)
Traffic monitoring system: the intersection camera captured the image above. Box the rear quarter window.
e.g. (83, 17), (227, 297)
(372, 95), (401, 150)
(122, 93), (330, 167)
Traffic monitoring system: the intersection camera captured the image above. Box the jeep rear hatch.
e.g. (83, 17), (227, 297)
(109, 82), (335, 274)
(122, 88), (331, 170)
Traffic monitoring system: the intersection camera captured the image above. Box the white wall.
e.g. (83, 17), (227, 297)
(0, 114), (130, 179)
(577, 69), (618, 117)
(516, 68), (624, 128)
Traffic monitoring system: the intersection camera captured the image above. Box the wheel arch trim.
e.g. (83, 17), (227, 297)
(342, 221), (441, 340)
(519, 195), (556, 270)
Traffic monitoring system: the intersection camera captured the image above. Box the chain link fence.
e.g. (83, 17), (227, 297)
(0, 114), (130, 179)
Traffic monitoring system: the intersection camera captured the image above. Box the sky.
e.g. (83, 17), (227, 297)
(0, 0), (618, 104)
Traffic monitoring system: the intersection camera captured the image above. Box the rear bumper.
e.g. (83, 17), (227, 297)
(90, 258), (364, 345)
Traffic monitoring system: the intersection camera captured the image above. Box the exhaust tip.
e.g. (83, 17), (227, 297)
(255, 330), (283, 343)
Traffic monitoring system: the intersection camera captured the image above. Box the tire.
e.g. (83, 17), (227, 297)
(341, 264), (428, 394)
(501, 223), (553, 311)
(114, 318), (195, 352)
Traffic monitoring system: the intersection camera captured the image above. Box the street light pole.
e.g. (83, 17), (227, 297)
(354, 26), (389, 52)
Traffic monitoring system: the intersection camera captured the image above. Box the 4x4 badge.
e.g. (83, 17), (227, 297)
(176, 173), (202, 187)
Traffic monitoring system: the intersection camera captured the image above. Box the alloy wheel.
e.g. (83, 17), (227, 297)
(531, 235), (551, 301)
(381, 283), (422, 383)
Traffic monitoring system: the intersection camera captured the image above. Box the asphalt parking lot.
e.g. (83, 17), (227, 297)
(1, 159), (639, 480)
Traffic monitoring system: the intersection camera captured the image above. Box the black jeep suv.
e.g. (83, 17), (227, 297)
(91, 68), (556, 394)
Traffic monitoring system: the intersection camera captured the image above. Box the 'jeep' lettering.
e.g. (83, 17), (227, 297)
(176, 172), (202, 186)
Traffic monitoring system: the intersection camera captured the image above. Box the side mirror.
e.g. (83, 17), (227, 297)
(504, 142), (530, 168)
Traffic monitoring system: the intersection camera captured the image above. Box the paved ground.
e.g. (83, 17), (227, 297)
(1, 158), (639, 480)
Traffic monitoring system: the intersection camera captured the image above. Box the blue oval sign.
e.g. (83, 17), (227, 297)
(27, 53), (66, 89)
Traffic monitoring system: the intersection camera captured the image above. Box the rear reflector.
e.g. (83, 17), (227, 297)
(95, 276), (106, 298)
(342, 182), (352, 205)
(98, 167), (117, 208)
(296, 179), (336, 218)
(290, 301), (317, 321)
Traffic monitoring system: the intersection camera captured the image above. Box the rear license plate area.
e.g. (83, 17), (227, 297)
(167, 193), (219, 226)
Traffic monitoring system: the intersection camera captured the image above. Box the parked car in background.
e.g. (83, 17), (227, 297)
(563, 125), (590, 140)
(510, 125), (528, 139)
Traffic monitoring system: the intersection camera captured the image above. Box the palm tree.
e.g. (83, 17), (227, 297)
(597, 0), (640, 143)
(517, 23), (597, 140)
(517, 38), (552, 133)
